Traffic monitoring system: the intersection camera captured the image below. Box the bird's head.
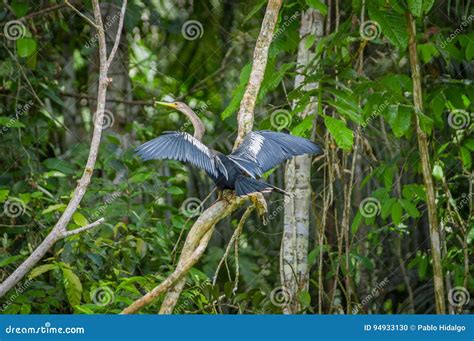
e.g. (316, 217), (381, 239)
(154, 100), (205, 140)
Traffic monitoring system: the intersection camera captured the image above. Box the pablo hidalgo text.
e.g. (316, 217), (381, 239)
(417, 324), (466, 332)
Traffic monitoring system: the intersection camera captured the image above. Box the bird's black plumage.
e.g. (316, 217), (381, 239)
(135, 130), (321, 197)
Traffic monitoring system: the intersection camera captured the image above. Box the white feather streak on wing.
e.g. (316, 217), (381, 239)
(214, 155), (229, 180)
(246, 132), (264, 159)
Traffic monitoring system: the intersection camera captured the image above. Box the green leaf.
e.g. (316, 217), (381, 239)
(167, 186), (184, 195)
(391, 201), (403, 225)
(299, 290), (311, 307)
(432, 164), (443, 181)
(11, 1), (29, 17)
(323, 115), (354, 151)
(221, 64), (251, 119)
(416, 110), (434, 135)
(29, 264), (57, 279)
(0, 189), (10, 203)
(291, 115), (313, 136)
(0, 117), (25, 128)
(0, 255), (23, 267)
(408, 0), (422, 17)
(460, 146), (472, 169)
(73, 212), (89, 227)
(400, 199), (420, 218)
(381, 198), (396, 219)
(418, 43), (439, 64)
(368, 4), (408, 50)
(43, 158), (75, 175)
(306, 0), (328, 15)
(422, 0), (435, 14)
(16, 38), (37, 58)
(466, 41), (474, 61)
(41, 203), (66, 215)
(386, 105), (412, 138)
(62, 267), (83, 307)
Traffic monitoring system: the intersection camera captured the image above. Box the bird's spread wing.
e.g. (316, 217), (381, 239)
(135, 132), (218, 177)
(230, 130), (321, 177)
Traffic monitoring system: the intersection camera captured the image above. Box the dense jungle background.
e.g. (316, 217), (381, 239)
(0, 0), (472, 314)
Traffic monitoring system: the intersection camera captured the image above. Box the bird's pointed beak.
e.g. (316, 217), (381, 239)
(155, 101), (177, 109)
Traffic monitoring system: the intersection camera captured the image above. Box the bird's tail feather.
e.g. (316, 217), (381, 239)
(235, 176), (289, 197)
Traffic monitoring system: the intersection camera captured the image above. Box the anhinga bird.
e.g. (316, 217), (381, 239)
(135, 101), (321, 197)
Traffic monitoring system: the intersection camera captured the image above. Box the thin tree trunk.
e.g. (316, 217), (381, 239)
(0, 0), (127, 298)
(406, 12), (446, 314)
(281, 7), (324, 314)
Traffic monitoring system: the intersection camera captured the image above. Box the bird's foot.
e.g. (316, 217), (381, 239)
(249, 193), (268, 226)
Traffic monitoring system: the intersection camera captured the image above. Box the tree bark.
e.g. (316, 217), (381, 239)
(406, 12), (446, 314)
(122, 0), (283, 314)
(281, 7), (324, 314)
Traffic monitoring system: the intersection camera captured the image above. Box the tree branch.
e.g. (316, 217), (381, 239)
(121, 0), (282, 314)
(0, 0), (127, 298)
(233, 0), (282, 149)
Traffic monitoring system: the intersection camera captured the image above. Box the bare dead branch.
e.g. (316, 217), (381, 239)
(0, 0), (127, 298)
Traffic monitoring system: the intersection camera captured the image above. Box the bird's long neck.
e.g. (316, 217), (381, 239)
(181, 105), (205, 141)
